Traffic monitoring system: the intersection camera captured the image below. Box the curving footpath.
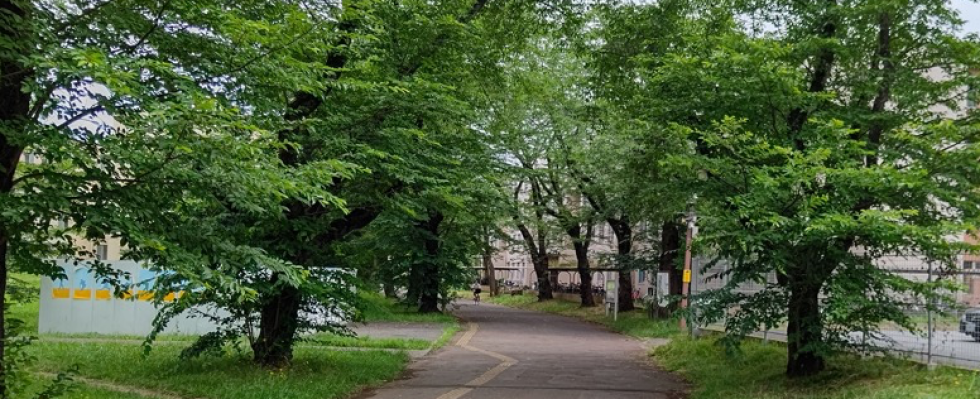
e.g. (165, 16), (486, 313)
(359, 302), (687, 399)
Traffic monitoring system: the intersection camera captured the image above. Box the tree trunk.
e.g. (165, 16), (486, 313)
(786, 281), (825, 377)
(482, 247), (497, 296)
(383, 282), (396, 298)
(572, 239), (595, 307)
(610, 219), (635, 312)
(533, 256), (553, 301)
(0, 0), (30, 392)
(417, 212), (443, 313)
(654, 221), (682, 318)
(0, 231), (8, 397)
(252, 282), (302, 367)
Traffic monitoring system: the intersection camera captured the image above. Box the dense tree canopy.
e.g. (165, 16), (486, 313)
(2, 0), (980, 393)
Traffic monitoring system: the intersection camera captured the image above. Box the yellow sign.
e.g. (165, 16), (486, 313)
(52, 288), (69, 299)
(683, 270), (692, 283)
(95, 290), (112, 300)
(73, 289), (92, 300)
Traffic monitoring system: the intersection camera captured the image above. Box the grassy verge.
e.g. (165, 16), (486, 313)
(14, 275), (454, 397)
(655, 336), (980, 399)
(487, 293), (678, 338)
(31, 341), (408, 399)
(307, 334), (431, 350)
(360, 293), (457, 324)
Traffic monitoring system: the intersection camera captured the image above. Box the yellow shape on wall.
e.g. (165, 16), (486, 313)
(52, 288), (69, 299)
(73, 289), (92, 300)
(95, 290), (111, 300)
(164, 292), (176, 302)
(137, 291), (153, 301)
(122, 289), (134, 300)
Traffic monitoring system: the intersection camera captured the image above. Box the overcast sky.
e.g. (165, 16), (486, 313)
(953, 0), (980, 33)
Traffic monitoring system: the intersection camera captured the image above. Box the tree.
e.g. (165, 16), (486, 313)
(611, 0), (980, 376)
(1, 0), (342, 393)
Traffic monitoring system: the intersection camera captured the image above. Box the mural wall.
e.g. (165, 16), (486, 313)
(39, 260), (224, 335)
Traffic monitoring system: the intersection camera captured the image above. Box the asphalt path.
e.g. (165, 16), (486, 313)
(359, 302), (687, 399)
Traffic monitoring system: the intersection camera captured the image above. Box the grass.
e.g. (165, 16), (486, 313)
(655, 336), (980, 399)
(10, 275), (455, 398)
(487, 293), (678, 338)
(307, 334), (431, 350)
(30, 341), (408, 399)
(360, 294), (457, 323)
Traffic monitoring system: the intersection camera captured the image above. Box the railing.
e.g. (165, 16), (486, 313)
(687, 253), (980, 370)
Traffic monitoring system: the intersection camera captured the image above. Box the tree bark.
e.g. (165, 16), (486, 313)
(252, 282), (302, 367)
(653, 221), (682, 318)
(0, 231), (8, 396)
(786, 281), (825, 377)
(609, 218), (635, 312)
(0, 0), (31, 393)
(417, 212), (443, 313)
(568, 225), (595, 307)
(482, 246), (497, 296)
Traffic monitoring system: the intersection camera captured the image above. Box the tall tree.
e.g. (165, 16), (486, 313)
(611, 0), (980, 376)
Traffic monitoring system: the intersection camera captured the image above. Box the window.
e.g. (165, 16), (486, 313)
(95, 244), (108, 261)
(647, 287), (654, 296)
(23, 152), (36, 164)
(966, 261), (975, 270)
(639, 270), (646, 283)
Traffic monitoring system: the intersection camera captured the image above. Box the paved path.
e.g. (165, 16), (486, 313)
(359, 303), (687, 399)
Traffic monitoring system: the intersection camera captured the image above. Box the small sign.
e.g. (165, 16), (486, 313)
(683, 269), (692, 283)
(605, 280), (617, 303)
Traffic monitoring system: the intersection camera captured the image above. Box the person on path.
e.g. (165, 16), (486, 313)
(471, 281), (482, 304)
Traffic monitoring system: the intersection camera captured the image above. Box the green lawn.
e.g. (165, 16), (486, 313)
(487, 293), (678, 338)
(655, 337), (980, 399)
(30, 341), (408, 399)
(9, 275), (456, 398)
(308, 334), (431, 350)
(360, 293), (457, 323)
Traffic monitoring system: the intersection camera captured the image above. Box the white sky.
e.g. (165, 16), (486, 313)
(953, 0), (980, 34)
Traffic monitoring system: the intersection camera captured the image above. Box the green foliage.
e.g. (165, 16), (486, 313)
(489, 294), (679, 338)
(655, 336), (980, 399)
(594, 0), (980, 375)
(30, 341), (408, 399)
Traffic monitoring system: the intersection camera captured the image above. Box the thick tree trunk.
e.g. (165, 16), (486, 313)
(0, 232), (8, 397)
(610, 220), (635, 312)
(572, 240), (595, 307)
(417, 212), (443, 313)
(653, 221), (682, 318)
(252, 282), (302, 367)
(786, 281), (825, 377)
(383, 282), (396, 298)
(482, 248), (497, 296)
(1, 0), (30, 393)
(533, 257), (553, 301)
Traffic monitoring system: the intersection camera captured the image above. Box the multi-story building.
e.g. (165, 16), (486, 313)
(18, 152), (124, 262)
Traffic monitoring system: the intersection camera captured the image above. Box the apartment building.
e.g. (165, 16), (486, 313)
(19, 151), (124, 262)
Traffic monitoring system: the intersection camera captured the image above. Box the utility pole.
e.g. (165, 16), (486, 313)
(679, 200), (696, 331)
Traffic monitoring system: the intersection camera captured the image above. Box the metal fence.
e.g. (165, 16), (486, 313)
(687, 253), (980, 370)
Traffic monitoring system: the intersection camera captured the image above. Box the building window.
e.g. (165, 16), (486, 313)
(966, 261), (975, 270)
(639, 270), (646, 282)
(23, 152), (36, 164)
(95, 244), (109, 261)
(647, 287), (654, 296)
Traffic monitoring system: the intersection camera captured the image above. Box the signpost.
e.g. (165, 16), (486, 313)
(605, 272), (618, 321)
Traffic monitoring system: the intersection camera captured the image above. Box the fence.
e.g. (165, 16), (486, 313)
(687, 253), (980, 370)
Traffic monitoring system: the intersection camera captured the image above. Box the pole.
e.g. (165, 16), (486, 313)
(679, 202), (695, 332)
(927, 262), (934, 368)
